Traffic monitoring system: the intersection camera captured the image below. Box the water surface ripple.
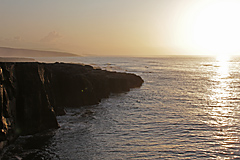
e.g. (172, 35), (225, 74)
(5, 56), (240, 159)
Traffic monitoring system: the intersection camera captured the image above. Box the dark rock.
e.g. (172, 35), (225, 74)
(14, 63), (59, 135)
(45, 62), (143, 112)
(0, 63), (17, 150)
(0, 62), (59, 150)
(81, 109), (94, 117)
(0, 62), (144, 151)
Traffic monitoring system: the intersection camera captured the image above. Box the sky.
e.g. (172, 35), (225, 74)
(1, 0), (240, 57)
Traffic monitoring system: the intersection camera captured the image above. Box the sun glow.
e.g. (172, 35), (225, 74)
(190, 1), (240, 55)
(215, 54), (231, 79)
(216, 54), (231, 63)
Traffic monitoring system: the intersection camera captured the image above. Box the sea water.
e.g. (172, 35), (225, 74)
(5, 56), (240, 159)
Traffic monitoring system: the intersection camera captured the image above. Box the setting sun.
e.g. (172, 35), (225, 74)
(216, 54), (231, 63)
(191, 1), (240, 55)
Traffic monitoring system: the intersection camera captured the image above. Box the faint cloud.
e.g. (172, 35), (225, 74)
(1, 36), (23, 42)
(13, 36), (22, 41)
(41, 31), (62, 43)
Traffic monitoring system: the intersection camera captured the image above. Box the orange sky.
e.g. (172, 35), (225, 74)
(1, 0), (240, 57)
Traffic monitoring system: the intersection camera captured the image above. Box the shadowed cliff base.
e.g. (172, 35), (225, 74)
(0, 62), (144, 152)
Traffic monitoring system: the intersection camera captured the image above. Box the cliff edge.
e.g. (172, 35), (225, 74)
(0, 62), (144, 150)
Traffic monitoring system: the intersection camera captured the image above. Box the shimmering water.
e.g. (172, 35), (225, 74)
(5, 56), (240, 159)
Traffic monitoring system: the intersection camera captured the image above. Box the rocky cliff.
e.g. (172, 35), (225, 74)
(0, 62), (143, 150)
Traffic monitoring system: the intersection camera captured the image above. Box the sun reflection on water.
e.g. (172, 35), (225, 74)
(209, 55), (231, 106)
(205, 55), (240, 156)
(216, 55), (230, 78)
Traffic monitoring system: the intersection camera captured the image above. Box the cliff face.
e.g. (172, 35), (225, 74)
(46, 63), (143, 112)
(0, 64), (16, 149)
(0, 63), (59, 150)
(0, 62), (144, 150)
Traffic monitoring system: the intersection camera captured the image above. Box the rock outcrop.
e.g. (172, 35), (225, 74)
(0, 62), (143, 150)
(45, 63), (143, 113)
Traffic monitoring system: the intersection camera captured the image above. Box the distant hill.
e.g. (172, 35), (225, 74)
(0, 47), (78, 57)
(0, 57), (36, 62)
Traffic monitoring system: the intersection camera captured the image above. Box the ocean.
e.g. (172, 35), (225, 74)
(5, 56), (240, 159)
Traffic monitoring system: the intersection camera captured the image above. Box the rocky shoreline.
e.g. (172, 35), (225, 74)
(0, 62), (143, 151)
